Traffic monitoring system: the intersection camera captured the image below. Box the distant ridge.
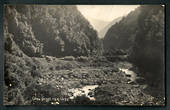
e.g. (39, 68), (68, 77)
(98, 16), (122, 38)
(87, 17), (110, 33)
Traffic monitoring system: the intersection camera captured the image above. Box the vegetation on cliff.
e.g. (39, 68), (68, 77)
(130, 5), (164, 90)
(103, 5), (164, 96)
(4, 5), (165, 105)
(5, 5), (102, 57)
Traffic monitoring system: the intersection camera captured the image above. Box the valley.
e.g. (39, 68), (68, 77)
(3, 5), (165, 106)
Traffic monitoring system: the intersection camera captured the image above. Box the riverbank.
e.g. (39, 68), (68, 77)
(4, 54), (165, 105)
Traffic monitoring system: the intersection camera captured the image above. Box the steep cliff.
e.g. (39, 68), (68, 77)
(103, 5), (164, 91)
(5, 5), (101, 57)
(4, 5), (102, 105)
(130, 5), (164, 89)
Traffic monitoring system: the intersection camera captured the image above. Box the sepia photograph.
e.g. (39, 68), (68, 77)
(3, 5), (165, 106)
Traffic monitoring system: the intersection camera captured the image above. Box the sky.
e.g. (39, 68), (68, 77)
(77, 5), (139, 35)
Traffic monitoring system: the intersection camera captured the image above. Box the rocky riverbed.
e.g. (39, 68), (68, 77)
(4, 54), (165, 105)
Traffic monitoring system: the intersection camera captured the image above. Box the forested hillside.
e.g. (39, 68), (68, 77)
(99, 16), (122, 39)
(4, 5), (165, 105)
(130, 5), (164, 90)
(103, 7), (141, 51)
(103, 5), (164, 92)
(4, 5), (103, 105)
(5, 5), (102, 58)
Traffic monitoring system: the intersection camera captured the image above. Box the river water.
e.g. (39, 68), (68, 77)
(69, 85), (98, 101)
(68, 66), (137, 101)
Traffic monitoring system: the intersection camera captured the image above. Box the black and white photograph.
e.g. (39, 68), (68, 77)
(3, 5), (165, 105)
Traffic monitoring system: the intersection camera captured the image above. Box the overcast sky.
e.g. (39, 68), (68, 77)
(77, 5), (139, 33)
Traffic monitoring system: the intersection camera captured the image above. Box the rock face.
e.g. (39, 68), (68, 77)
(5, 5), (102, 57)
(4, 6), (43, 57)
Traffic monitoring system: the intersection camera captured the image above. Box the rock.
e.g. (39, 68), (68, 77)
(49, 67), (54, 71)
(45, 56), (53, 62)
(126, 74), (131, 77)
(62, 56), (75, 61)
(77, 56), (89, 62)
(62, 74), (69, 79)
(88, 92), (93, 97)
(111, 68), (119, 72)
(81, 80), (89, 85)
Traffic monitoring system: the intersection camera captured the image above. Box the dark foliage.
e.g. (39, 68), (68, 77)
(103, 5), (164, 91)
(4, 5), (102, 57)
(103, 6), (141, 51)
(3, 5), (165, 105)
(130, 5), (164, 90)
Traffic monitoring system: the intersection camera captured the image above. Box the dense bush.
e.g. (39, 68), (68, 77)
(7, 5), (102, 57)
(103, 7), (141, 51)
(103, 5), (164, 90)
(130, 5), (164, 89)
(4, 5), (102, 57)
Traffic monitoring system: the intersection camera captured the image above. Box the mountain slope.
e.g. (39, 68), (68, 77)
(4, 5), (103, 105)
(4, 5), (164, 105)
(130, 5), (164, 90)
(103, 7), (141, 51)
(5, 5), (102, 58)
(103, 5), (164, 92)
(98, 17), (122, 38)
